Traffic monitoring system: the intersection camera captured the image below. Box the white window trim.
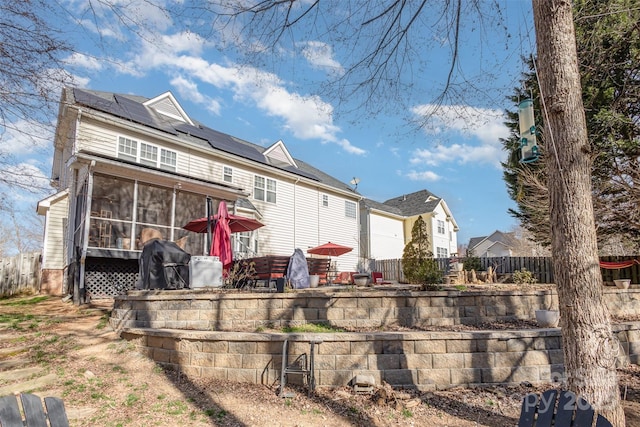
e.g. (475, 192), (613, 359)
(223, 166), (233, 183)
(253, 174), (277, 203)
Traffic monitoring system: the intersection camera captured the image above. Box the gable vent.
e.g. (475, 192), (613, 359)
(153, 98), (185, 122)
(267, 145), (289, 163)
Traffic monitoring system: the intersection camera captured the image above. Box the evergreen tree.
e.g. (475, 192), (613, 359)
(402, 216), (441, 284)
(502, 0), (640, 252)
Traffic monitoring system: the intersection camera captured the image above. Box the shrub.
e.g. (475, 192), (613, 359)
(512, 268), (537, 284)
(402, 216), (443, 284)
(462, 253), (482, 271)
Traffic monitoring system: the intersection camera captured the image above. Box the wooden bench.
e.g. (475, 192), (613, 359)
(0, 393), (69, 427)
(245, 255), (290, 288)
(518, 389), (612, 427)
(306, 258), (331, 285)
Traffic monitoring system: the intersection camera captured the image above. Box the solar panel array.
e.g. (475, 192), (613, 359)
(72, 88), (324, 182)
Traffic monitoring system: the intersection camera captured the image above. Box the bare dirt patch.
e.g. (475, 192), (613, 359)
(1, 295), (639, 426)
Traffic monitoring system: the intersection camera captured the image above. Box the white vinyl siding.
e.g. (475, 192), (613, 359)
(42, 195), (69, 269)
(368, 213), (405, 259)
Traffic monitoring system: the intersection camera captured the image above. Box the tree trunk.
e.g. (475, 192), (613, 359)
(532, 1), (624, 425)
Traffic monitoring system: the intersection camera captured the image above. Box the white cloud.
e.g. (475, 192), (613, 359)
(299, 41), (344, 74)
(2, 120), (51, 155)
(65, 53), (103, 71)
(0, 163), (50, 192)
(406, 170), (441, 182)
(126, 38), (366, 155)
(410, 104), (509, 168)
(170, 76), (221, 115)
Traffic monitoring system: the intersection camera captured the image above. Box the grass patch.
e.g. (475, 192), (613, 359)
(124, 393), (140, 407)
(96, 313), (110, 330)
(166, 400), (188, 415)
(280, 323), (344, 333)
(0, 296), (49, 306)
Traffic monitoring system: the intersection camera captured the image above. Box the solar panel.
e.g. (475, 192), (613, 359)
(73, 88), (324, 183)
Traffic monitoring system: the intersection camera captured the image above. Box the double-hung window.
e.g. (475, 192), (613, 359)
(140, 143), (158, 167)
(118, 137), (137, 162)
(437, 220), (445, 234)
(436, 247), (448, 258)
(160, 149), (177, 171)
(223, 166), (233, 183)
(254, 176), (277, 203)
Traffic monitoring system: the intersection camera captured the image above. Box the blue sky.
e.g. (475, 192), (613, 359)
(4, 1), (537, 252)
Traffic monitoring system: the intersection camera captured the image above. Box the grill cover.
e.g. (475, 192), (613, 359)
(136, 240), (191, 289)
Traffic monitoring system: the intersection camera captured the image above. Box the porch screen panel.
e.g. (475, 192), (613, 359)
(135, 182), (172, 246)
(173, 191), (206, 255)
(89, 174), (134, 249)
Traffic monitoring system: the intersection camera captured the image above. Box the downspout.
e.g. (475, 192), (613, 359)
(293, 178), (299, 249)
(77, 160), (95, 305)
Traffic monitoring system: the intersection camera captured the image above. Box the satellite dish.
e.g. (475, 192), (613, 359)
(349, 177), (360, 189)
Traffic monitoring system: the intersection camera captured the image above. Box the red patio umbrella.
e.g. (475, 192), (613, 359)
(183, 214), (264, 234)
(307, 242), (353, 257)
(210, 201), (233, 269)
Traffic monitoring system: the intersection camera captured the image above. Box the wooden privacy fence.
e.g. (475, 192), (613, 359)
(372, 256), (640, 284)
(0, 252), (42, 297)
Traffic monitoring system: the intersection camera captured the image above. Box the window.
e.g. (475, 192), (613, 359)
(118, 137), (137, 162)
(117, 136), (177, 171)
(140, 143), (158, 167)
(254, 175), (277, 203)
(223, 166), (233, 183)
(437, 220), (445, 234)
(160, 149), (177, 171)
(345, 200), (356, 218)
(436, 247), (448, 258)
(322, 194), (328, 207)
(266, 178), (277, 203)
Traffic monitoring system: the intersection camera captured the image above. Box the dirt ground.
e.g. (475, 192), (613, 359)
(1, 295), (640, 426)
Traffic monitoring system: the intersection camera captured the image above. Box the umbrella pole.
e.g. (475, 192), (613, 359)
(206, 197), (213, 255)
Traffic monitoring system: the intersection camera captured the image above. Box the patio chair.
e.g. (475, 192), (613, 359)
(0, 393), (69, 427)
(371, 271), (391, 284)
(518, 389), (612, 427)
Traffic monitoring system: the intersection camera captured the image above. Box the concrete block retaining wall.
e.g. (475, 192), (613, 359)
(111, 288), (640, 331)
(110, 288), (640, 389)
(119, 325), (639, 391)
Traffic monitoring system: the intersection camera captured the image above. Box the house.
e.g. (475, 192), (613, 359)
(37, 88), (361, 302)
(467, 230), (518, 257)
(360, 189), (459, 260)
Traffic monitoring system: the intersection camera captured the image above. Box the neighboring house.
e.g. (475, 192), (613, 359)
(467, 230), (518, 257)
(37, 88), (361, 301)
(360, 189), (459, 260)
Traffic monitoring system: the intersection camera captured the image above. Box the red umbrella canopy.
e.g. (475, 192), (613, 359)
(307, 242), (353, 257)
(210, 201), (233, 268)
(183, 214), (264, 234)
